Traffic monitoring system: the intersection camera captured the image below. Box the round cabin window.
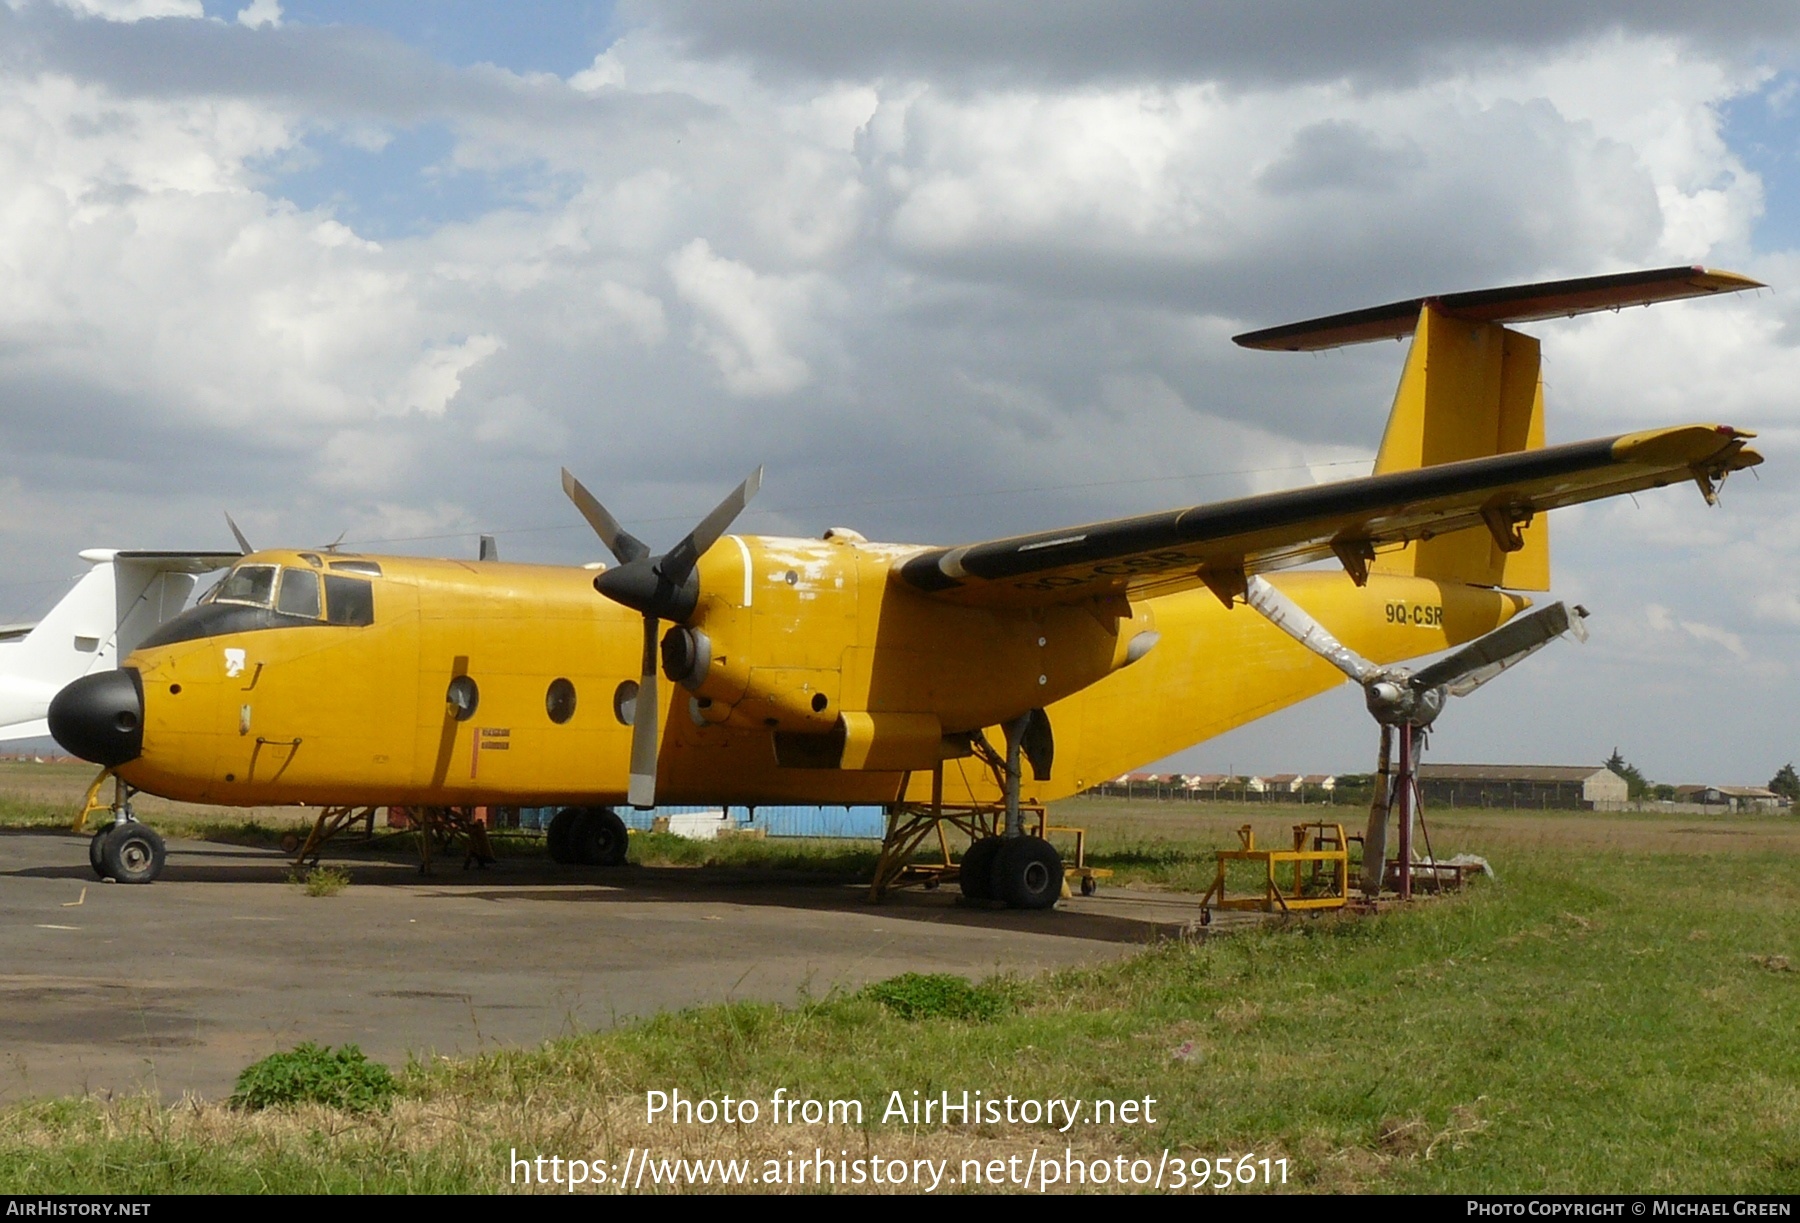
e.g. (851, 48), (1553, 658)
(546, 677), (577, 724)
(613, 680), (639, 727)
(446, 675), (479, 722)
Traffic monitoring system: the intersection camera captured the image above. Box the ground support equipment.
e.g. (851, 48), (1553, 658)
(1200, 822), (1349, 922)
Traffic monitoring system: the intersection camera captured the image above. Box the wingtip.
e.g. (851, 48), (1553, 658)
(1697, 267), (1767, 292)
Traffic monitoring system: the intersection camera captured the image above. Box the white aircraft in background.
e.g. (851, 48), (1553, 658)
(0, 549), (238, 742)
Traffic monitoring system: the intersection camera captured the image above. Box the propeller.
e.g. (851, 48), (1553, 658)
(1244, 575), (1587, 895)
(560, 467), (764, 808)
(225, 513), (253, 556)
(1244, 576), (1584, 730)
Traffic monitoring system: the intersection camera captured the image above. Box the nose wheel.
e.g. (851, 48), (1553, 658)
(90, 821), (166, 884)
(85, 778), (167, 884)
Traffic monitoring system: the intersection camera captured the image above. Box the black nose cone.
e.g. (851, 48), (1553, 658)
(49, 668), (144, 767)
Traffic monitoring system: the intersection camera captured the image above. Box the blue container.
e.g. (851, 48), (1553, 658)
(516, 804), (889, 839)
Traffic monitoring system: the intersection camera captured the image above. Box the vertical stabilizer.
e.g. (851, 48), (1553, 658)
(1367, 305), (1549, 590)
(0, 551), (228, 740)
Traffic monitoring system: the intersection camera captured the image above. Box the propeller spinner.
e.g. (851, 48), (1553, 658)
(561, 467), (763, 808)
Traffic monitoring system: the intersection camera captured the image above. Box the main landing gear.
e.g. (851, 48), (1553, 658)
(870, 711), (1069, 910)
(546, 806), (630, 867)
(959, 834), (1064, 909)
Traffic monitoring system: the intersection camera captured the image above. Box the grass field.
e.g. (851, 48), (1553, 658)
(1, 766), (1796, 1194)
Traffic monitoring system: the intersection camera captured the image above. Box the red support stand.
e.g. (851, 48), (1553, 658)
(1395, 721), (1415, 901)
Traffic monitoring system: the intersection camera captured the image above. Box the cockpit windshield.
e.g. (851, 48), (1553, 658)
(140, 560), (375, 650)
(206, 565), (277, 608)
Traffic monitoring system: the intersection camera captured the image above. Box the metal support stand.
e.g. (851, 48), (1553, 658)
(868, 765), (1014, 900)
(867, 717), (1093, 904)
(1395, 722), (1420, 901)
(1361, 725), (1392, 897)
(291, 805), (381, 866)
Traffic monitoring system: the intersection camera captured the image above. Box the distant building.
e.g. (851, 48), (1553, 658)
(1417, 764), (1628, 810)
(1672, 785), (1787, 812)
(1088, 771), (1333, 802)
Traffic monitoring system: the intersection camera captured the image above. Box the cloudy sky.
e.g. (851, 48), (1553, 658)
(1, 0), (1797, 784)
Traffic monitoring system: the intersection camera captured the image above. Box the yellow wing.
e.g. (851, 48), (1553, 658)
(894, 424), (1758, 608)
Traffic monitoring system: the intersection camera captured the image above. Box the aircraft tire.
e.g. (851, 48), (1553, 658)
(573, 807), (629, 867)
(958, 836), (1003, 900)
(546, 807), (582, 864)
(99, 823), (165, 885)
(992, 836), (1063, 910)
(88, 827), (113, 880)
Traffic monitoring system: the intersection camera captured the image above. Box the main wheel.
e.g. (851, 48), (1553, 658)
(992, 836), (1063, 910)
(958, 836), (1003, 900)
(88, 827), (113, 880)
(573, 807), (629, 867)
(99, 823), (165, 885)
(546, 807), (581, 864)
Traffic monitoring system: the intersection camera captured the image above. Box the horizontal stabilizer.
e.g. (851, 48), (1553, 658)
(0, 550), (235, 735)
(1234, 266), (1763, 352)
(97, 549), (243, 573)
(0, 717), (50, 743)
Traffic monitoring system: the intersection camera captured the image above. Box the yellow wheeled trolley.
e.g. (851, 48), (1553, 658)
(1200, 822), (1349, 921)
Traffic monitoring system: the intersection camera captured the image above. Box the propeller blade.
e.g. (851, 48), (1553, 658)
(224, 513), (252, 556)
(627, 616), (660, 809)
(1412, 602), (1585, 696)
(656, 467), (763, 586)
(561, 469), (651, 565)
(1245, 576), (1379, 684)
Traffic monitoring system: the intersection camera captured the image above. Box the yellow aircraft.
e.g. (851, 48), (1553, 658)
(49, 267), (1762, 903)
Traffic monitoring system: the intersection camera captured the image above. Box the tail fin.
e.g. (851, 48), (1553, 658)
(1367, 304), (1549, 589)
(0, 550), (234, 740)
(1235, 266), (1764, 591)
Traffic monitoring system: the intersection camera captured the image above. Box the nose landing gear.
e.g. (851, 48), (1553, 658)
(80, 774), (166, 884)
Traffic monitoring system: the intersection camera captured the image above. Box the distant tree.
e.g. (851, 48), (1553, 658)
(1770, 763), (1800, 801)
(1606, 747), (1650, 801)
(1651, 784), (1676, 802)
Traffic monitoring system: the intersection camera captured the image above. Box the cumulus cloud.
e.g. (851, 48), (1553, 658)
(667, 238), (819, 396)
(235, 0), (278, 31)
(47, 0), (200, 22)
(384, 335), (504, 417)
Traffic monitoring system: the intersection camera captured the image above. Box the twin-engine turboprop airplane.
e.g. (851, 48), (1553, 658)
(49, 267), (1763, 901)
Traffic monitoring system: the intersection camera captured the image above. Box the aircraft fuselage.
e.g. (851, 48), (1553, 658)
(56, 535), (1523, 810)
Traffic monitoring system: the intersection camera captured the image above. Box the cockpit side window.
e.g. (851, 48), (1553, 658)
(209, 565), (277, 608)
(276, 568), (322, 619)
(323, 576), (375, 627)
